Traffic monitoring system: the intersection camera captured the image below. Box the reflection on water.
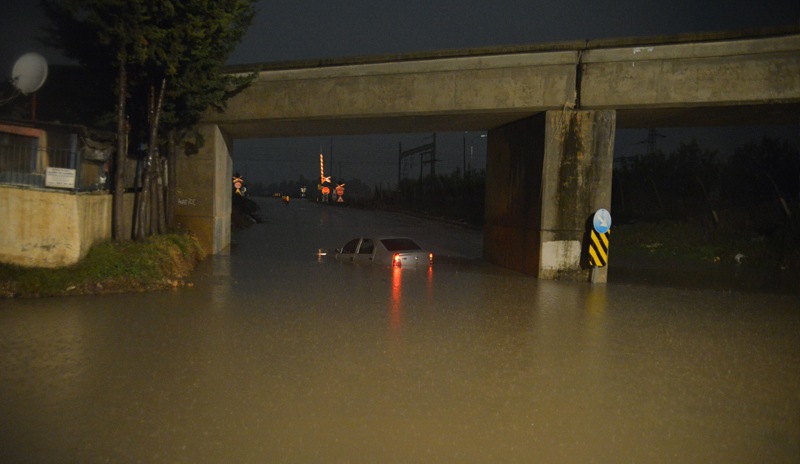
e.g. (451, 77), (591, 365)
(389, 266), (403, 334)
(585, 284), (607, 316)
(388, 265), (436, 343)
(425, 265), (434, 299)
(0, 199), (798, 463)
(207, 253), (234, 311)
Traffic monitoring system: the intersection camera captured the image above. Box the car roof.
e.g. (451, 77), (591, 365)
(360, 236), (419, 243)
(348, 237), (424, 247)
(375, 237), (424, 251)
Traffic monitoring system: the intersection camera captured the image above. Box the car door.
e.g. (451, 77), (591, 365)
(353, 238), (375, 264)
(338, 238), (361, 262)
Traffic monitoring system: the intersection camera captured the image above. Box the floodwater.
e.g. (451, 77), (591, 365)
(1, 198), (798, 463)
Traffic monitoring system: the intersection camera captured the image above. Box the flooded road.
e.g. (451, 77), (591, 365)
(1, 198), (798, 463)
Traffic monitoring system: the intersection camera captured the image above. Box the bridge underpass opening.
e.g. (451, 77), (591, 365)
(182, 30), (800, 280)
(229, 131), (489, 201)
(228, 121), (799, 199)
(178, 109), (619, 281)
(176, 113), (798, 284)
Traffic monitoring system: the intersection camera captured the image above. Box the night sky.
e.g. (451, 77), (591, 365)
(2, 0), (799, 187)
(3, 0), (799, 67)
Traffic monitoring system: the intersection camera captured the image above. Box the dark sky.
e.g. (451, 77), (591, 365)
(4, 0), (799, 67)
(2, 0), (799, 187)
(229, 0), (800, 64)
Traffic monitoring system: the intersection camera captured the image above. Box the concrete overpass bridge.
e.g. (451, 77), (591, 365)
(178, 27), (800, 281)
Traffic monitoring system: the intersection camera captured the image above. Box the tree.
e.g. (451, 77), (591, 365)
(155, 1), (257, 229)
(42, 0), (152, 240)
(41, 0), (257, 239)
(722, 136), (799, 221)
(668, 139), (720, 224)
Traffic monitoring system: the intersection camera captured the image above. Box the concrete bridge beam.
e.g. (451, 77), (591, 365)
(484, 110), (615, 280)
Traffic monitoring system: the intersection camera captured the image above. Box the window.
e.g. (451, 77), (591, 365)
(358, 239), (374, 254)
(380, 238), (421, 251)
(341, 238), (360, 254)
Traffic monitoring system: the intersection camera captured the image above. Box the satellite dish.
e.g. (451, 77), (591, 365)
(11, 53), (48, 95)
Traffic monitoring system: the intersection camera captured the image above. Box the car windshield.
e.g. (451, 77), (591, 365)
(380, 238), (422, 251)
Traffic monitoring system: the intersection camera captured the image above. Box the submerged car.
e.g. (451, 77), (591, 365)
(334, 237), (433, 268)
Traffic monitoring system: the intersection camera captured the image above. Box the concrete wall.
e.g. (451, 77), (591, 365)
(484, 115), (546, 275)
(175, 124), (232, 255)
(0, 185), (112, 267)
(484, 110), (615, 280)
(539, 110), (615, 281)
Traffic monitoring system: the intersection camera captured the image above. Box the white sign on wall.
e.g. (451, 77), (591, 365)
(45, 167), (76, 189)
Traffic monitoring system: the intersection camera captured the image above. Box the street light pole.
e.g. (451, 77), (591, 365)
(468, 133), (486, 173)
(462, 134), (466, 174)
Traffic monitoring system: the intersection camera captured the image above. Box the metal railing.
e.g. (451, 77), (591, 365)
(0, 140), (109, 192)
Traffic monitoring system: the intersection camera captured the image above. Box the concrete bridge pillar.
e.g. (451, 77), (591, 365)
(484, 110), (615, 280)
(176, 123), (232, 254)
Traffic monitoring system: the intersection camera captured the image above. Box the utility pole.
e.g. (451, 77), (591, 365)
(420, 133), (437, 179)
(640, 128), (666, 156)
(399, 137), (436, 182)
(398, 142), (402, 186)
(462, 133), (467, 174)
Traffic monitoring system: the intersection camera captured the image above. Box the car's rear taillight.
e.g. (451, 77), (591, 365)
(393, 253), (402, 267)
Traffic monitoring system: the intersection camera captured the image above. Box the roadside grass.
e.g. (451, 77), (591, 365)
(612, 220), (800, 271)
(0, 234), (206, 298)
(356, 198), (800, 272)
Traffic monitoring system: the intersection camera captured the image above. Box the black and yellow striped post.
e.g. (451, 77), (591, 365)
(588, 229), (610, 267)
(588, 208), (612, 283)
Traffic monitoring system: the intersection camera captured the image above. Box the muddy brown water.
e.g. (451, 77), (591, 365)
(1, 198), (798, 463)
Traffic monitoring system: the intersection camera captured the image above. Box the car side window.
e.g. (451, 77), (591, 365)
(342, 239), (360, 254)
(358, 239), (374, 254)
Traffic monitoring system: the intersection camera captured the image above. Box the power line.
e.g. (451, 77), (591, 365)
(233, 155), (395, 165)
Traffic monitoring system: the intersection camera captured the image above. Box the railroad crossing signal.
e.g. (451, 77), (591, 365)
(232, 175), (244, 196)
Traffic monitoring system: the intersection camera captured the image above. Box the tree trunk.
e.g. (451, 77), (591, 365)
(154, 154), (167, 234)
(166, 129), (177, 230)
(135, 78), (166, 239)
(150, 165), (160, 235)
(112, 60), (128, 241)
(135, 159), (150, 240)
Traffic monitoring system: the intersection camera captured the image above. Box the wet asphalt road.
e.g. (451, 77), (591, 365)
(1, 197), (798, 463)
